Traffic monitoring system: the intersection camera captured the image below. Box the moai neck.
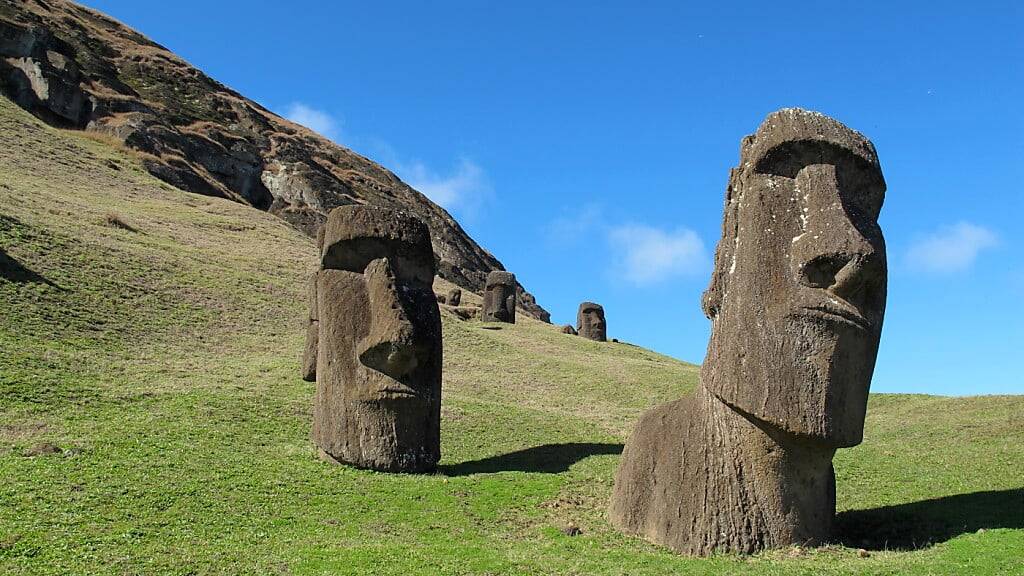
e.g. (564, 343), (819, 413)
(689, 385), (837, 554)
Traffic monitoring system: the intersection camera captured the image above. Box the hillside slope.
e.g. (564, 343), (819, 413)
(1, 98), (1022, 575)
(0, 0), (549, 321)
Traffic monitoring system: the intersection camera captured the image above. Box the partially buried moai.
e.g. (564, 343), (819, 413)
(576, 302), (606, 341)
(309, 205), (442, 473)
(482, 270), (516, 323)
(447, 288), (462, 307)
(302, 227), (328, 382)
(610, 109), (888, 555)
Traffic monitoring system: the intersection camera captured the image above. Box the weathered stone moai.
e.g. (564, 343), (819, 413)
(610, 109), (888, 555)
(309, 205), (442, 473)
(302, 227), (328, 382)
(301, 274), (319, 382)
(482, 271), (516, 323)
(576, 302), (606, 342)
(447, 288), (462, 307)
(560, 324), (577, 335)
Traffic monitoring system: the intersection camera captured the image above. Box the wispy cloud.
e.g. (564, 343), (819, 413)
(544, 203), (605, 246)
(608, 224), (707, 285)
(904, 222), (998, 273)
(399, 158), (490, 217)
(283, 102), (341, 142)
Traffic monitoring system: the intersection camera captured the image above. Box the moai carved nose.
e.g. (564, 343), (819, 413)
(358, 258), (421, 379)
(791, 164), (882, 314)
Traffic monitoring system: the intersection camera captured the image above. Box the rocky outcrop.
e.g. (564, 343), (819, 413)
(0, 0), (549, 321)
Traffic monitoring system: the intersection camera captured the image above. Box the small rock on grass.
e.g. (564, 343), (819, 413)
(562, 523), (582, 537)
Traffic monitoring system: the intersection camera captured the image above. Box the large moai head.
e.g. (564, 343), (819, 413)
(482, 270), (516, 323)
(701, 109), (887, 448)
(311, 205), (442, 472)
(577, 302), (607, 342)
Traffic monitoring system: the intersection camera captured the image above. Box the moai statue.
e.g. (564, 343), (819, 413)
(482, 271), (516, 323)
(610, 109), (887, 555)
(447, 288), (462, 307)
(310, 205), (443, 473)
(301, 274), (318, 382)
(302, 226), (328, 382)
(436, 293), (447, 305)
(576, 302), (607, 342)
(560, 324), (577, 335)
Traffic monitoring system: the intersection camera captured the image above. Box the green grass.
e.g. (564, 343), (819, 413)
(1, 96), (1022, 575)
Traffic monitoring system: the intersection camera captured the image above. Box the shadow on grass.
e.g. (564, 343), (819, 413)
(0, 247), (60, 288)
(837, 488), (1024, 550)
(442, 442), (623, 476)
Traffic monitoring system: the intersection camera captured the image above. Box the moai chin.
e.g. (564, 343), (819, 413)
(610, 109), (888, 555)
(576, 302), (606, 342)
(482, 271), (516, 323)
(310, 205), (442, 473)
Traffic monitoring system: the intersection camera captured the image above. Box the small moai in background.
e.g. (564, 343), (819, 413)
(436, 293), (447, 305)
(577, 302), (606, 342)
(560, 324), (577, 335)
(302, 224), (328, 382)
(301, 274), (318, 382)
(309, 205), (442, 473)
(447, 288), (462, 307)
(482, 271), (516, 323)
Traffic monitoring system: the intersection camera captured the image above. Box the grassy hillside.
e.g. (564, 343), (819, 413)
(0, 96), (1021, 575)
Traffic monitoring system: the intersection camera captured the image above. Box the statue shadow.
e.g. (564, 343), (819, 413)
(0, 248), (60, 288)
(442, 442), (623, 476)
(836, 488), (1024, 550)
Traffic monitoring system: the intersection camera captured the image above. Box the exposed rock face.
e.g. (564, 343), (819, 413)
(447, 288), (462, 307)
(576, 302), (606, 342)
(0, 0), (549, 322)
(610, 109), (887, 555)
(310, 205), (442, 473)
(482, 271), (516, 324)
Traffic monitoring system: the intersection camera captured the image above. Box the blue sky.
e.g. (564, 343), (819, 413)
(82, 1), (1023, 395)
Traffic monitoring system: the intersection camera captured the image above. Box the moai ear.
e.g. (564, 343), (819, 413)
(702, 170), (741, 319)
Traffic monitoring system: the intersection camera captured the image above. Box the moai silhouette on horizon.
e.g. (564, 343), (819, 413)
(610, 109), (888, 555)
(447, 288), (462, 307)
(577, 302), (607, 342)
(309, 205), (442, 473)
(482, 270), (516, 323)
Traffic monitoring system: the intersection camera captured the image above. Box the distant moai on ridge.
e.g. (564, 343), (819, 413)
(576, 302), (606, 342)
(307, 205), (443, 473)
(482, 271), (516, 323)
(447, 288), (462, 307)
(610, 109), (888, 555)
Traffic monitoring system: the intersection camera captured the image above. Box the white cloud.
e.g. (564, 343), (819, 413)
(608, 224), (707, 285)
(905, 222), (998, 273)
(399, 158), (490, 216)
(545, 203), (604, 246)
(283, 102), (341, 142)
